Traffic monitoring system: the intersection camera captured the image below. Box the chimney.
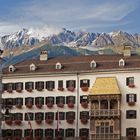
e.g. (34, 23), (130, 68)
(40, 50), (48, 61)
(123, 46), (131, 57)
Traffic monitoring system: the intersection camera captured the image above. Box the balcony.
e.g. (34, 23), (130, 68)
(90, 109), (120, 117)
(90, 133), (120, 140)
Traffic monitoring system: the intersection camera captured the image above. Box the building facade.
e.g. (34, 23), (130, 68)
(1, 51), (140, 140)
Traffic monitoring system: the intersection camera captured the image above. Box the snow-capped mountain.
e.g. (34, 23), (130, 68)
(1, 27), (140, 51)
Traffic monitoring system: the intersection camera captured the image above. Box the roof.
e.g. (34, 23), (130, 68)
(3, 54), (140, 76)
(89, 77), (120, 95)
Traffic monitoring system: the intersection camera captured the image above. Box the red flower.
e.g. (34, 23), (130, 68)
(27, 88), (32, 92)
(36, 104), (42, 109)
(26, 103), (33, 108)
(16, 104), (22, 109)
(67, 118), (74, 124)
(81, 102), (88, 108)
(5, 119), (13, 125)
(7, 89), (13, 93)
(15, 120), (22, 125)
(81, 86), (88, 92)
(81, 118), (88, 124)
(128, 84), (135, 88)
(35, 119), (42, 124)
(67, 86), (75, 92)
(16, 88), (22, 93)
(47, 103), (53, 108)
(57, 103), (64, 108)
(68, 102), (74, 108)
(58, 87), (64, 91)
(46, 119), (53, 124)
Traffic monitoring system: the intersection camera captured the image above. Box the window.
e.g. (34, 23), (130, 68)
(25, 82), (34, 92)
(56, 112), (65, 120)
(34, 129), (43, 137)
(80, 111), (89, 124)
(79, 129), (89, 137)
(35, 112), (44, 121)
(14, 113), (23, 121)
(119, 59), (125, 67)
(90, 60), (96, 68)
(25, 97), (34, 108)
(5, 83), (15, 93)
(65, 129), (75, 137)
(2, 129), (13, 137)
(80, 96), (88, 103)
(126, 94), (136, 105)
(80, 79), (90, 87)
(46, 81), (55, 91)
(56, 62), (62, 69)
(55, 129), (64, 137)
(58, 80), (64, 91)
(14, 129), (22, 137)
(5, 98), (14, 109)
(66, 112), (75, 120)
(80, 111), (89, 119)
(126, 110), (136, 119)
(45, 112), (54, 120)
(56, 96), (65, 107)
(45, 129), (54, 137)
(66, 96), (75, 104)
(35, 97), (44, 108)
(66, 96), (75, 108)
(45, 112), (54, 124)
(126, 77), (134, 87)
(15, 82), (23, 92)
(126, 128), (136, 137)
(30, 63), (37, 71)
(24, 129), (33, 137)
(35, 81), (44, 91)
(15, 98), (23, 108)
(25, 112), (34, 121)
(66, 80), (76, 91)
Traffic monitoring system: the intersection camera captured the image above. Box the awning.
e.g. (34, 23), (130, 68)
(89, 77), (120, 95)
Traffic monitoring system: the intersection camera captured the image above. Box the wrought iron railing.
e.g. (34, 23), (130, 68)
(90, 109), (120, 117)
(90, 133), (120, 139)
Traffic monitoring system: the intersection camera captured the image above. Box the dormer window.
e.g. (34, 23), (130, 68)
(30, 63), (37, 71)
(119, 59), (125, 67)
(9, 65), (16, 72)
(90, 60), (96, 68)
(56, 62), (62, 70)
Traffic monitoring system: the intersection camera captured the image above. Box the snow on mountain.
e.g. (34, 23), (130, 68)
(1, 27), (140, 51)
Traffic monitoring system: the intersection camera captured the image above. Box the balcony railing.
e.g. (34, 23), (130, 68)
(90, 133), (120, 139)
(90, 109), (120, 117)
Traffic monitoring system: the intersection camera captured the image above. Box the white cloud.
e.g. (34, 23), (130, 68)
(0, 0), (138, 35)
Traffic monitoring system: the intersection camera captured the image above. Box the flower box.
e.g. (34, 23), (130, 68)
(128, 102), (135, 106)
(7, 89), (13, 93)
(67, 86), (75, 92)
(46, 119), (53, 124)
(16, 104), (22, 109)
(58, 87), (64, 91)
(5, 119), (13, 125)
(57, 103), (64, 108)
(81, 118), (88, 124)
(47, 103), (53, 108)
(27, 88), (33, 92)
(47, 88), (53, 91)
(81, 86), (88, 92)
(81, 102), (88, 108)
(34, 136), (42, 140)
(68, 102), (74, 108)
(55, 136), (63, 140)
(16, 88), (22, 93)
(128, 84), (135, 88)
(13, 136), (22, 140)
(80, 136), (88, 140)
(37, 87), (43, 91)
(36, 104), (42, 109)
(67, 118), (74, 124)
(35, 119), (42, 124)
(26, 103), (33, 109)
(24, 136), (33, 140)
(15, 120), (22, 125)
(45, 136), (53, 140)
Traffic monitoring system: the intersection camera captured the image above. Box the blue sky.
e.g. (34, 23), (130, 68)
(0, 0), (140, 36)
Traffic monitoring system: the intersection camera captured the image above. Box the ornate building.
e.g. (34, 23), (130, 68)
(1, 50), (140, 140)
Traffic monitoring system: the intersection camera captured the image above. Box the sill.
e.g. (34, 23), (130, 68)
(128, 85), (135, 88)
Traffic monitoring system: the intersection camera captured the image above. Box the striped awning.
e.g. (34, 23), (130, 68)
(89, 77), (120, 95)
